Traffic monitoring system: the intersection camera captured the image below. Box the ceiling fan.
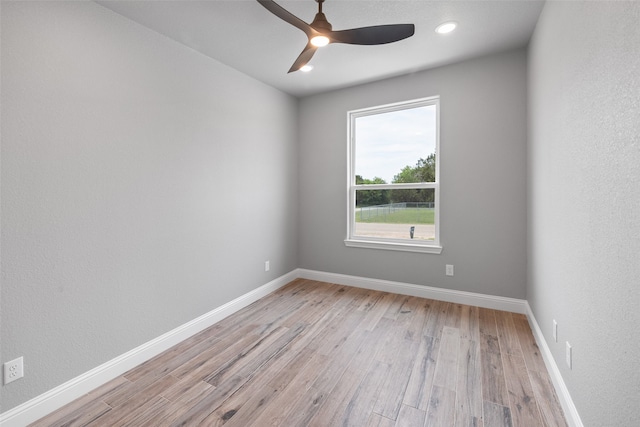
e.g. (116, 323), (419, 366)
(257, 0), (415, 73)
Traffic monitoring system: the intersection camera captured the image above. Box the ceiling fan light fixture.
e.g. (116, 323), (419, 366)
(435, 21), (457, 34)
(310, 35), (330, 47)
(257, 0), (416, 73)
(300, 64), (314, 72)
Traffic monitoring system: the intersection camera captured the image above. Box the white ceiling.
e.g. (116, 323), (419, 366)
(96, 0), (545, 98)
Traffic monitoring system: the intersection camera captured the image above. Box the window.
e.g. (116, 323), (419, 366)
(345, 96), (441, 253)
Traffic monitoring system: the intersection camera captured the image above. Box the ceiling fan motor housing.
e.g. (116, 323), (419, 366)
(311, 12), (332, 32)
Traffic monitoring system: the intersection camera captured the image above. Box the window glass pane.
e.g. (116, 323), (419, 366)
(355, 105), (436, 184)
(354, 189), (435, 241)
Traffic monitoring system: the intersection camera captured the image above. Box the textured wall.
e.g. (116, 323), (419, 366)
(298, 49), (528, 299)
(527, 2), (640, 425)
(1, 1), (298, 412)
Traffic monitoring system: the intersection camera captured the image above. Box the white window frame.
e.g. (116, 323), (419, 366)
(345, 96), (442, 254)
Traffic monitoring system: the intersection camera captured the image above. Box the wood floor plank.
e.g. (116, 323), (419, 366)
(203, 323), (306, 387)
(171, 327), (274, 386)
(327, 360), (391, 427)
(168, 374), (247, 426)
(480, 331), (502, 355)
(357, 289), (384, 312)
(373, 336), (420, 419)
(195, 327), (314, 424)
(142, 378), (214, 426)
(359, 291), (398, 331)
(456, 339), (483, 427)
(278, 386), (328, 427)
(244, 297), (310, 338)
(495, 311), (522, 356)
(307, 324), (391, 424)
(344, 285), (377, 310)
(467, 305), (481, 342)
(103, 372), (175, 410)
(307, 369), (366, 426)
(423, 299), (450, 338)
(512, 314), (548, 374)
(311, 327), (372, 394)
(395, 296), (428, 342)
(284, 303), (356, 356)
(168, 323), (262, 381)
(395, 404), (426, 427)
(375, 301), (422, 365)
(502, 353), (543, 427)
(478, 308), (498, 336)
(314, 309), (368, 357)
(206, 278), (309, 335)
(425, 385), (457, 427)
(281, 282), (349, 328)
(433, 326), (460, 390)
(107, 395), (169, 427)
(216, 352), (327, 427)
(217, 348), (316, 427)
(302, 290), (367, 355)
(403, 334), (440, 411)
(368, 412), (396, 427)
(159, 375), (213, 405)
(29, 399), (112, 427)
(28, 376), (128, 427)
(30, 280), (568, 427)
(529, 370), (568, 427)
(483, 401), (514, 427)
(404, 298), (431, 342)
(122, 322), (224, 383)
(480, 348), (510, 407)
(92, 375), (178, 426)
(445, 303), (464, 329)
(383, 293), (412, 320)
(136, 398), (185, 426)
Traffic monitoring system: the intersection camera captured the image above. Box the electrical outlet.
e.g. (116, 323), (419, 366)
(4, 357), (24, 385)
(566, 342), (572, 369)
(445, 264), (454, 276)
(553, 319), (558, 342)
(264, 260), (270, 272)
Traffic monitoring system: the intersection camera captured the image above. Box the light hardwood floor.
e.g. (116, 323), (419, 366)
(31, 279), (567, 426)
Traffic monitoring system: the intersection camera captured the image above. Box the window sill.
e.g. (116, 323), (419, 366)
(344, 238), (443, 254)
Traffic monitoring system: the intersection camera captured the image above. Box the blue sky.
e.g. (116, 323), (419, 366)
(355, 105), (436, 183)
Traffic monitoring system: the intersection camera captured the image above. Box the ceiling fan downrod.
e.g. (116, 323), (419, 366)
(311, 0), (332, 32)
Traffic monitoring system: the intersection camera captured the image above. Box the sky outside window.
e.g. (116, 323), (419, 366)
(355, 105), (436, 184)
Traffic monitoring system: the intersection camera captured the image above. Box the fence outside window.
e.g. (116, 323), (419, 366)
(356, 202), (435, 221)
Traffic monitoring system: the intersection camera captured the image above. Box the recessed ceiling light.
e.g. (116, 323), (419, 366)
(300, 65), (314, 72)
(435, 21), (457, 34)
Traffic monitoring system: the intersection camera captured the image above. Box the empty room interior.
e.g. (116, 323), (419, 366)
(1, 1), (638, 426)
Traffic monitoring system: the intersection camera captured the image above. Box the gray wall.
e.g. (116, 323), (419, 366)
(527, 2), (640, 426)
(298, 49), (528, 299)
(1, 1), (298, 412)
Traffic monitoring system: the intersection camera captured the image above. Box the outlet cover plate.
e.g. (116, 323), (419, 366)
(445, 264), (454, 276)
(4, 357), (24, 385)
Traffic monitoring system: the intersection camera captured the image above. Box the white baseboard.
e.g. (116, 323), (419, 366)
(525, 302), (584, 427)
(0, 270), (297, 427)
(296, 268), (528, 314)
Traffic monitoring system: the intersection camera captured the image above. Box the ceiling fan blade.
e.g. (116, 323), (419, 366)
(257, 0), (314, 38)
(330, 24), (415, 45)
(288, 43), (318, 73)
